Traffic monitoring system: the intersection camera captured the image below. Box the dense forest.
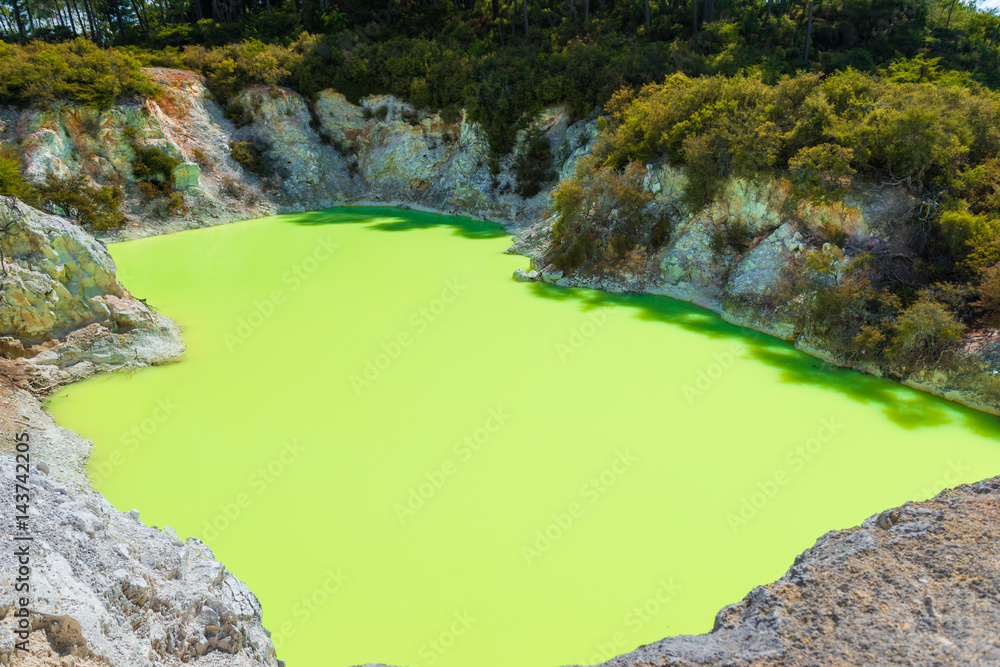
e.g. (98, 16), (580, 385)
(5, 0), (1000, 371)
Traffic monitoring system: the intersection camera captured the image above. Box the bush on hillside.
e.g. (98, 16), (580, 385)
(28, 174), (124, 232)
(0, 39), (156, 108)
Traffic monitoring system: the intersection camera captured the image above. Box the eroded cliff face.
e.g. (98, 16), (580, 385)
(0, 370), (279, 667)
(3, 67), (1000, 667)
(1, 68), (595, 241)
(512, 163), (1000, 416)
(584, 476), (1000, 667)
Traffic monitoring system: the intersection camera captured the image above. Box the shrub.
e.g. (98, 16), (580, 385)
(28, 173), (124, 232)
(224, 101), (255, 128)
(789, 144), (856, 202)
(0, 154), (25, 198)
(132, 144), (180, 185)
(710, 219), (752, 255)
(191, 148), (212, 169)
(786, 246), (899, 354)
(0, 39), (156, 108)
(549, 158), (656, 272)
(230, 140), (269, 175)
(975, 263), (1000, 321)
(514, 130), (556, 198)
(888, 295), (966, 363)
(937, 209), (1000, 275)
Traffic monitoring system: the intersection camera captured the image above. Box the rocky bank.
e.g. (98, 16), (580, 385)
(2, 66), (1000, 666)
(585, 476), (1000, 667)
(0, 183), (273, 664)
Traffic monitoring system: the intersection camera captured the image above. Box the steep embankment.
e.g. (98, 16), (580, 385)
(0, 198), (276, 665)
(2, 67), (999, 666)
(7, 67), (994, 415)
(587, 476), (1000, 667)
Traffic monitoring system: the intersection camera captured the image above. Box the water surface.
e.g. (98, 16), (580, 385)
(48, 207), (1000, 667)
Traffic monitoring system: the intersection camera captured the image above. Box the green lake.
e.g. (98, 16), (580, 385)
(47, 207), (1000, 667)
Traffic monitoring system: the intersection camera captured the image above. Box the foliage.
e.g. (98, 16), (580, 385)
(786, 245), (898, 356)
(229, 140), (269, 175)
(789, 144), (856, 202)
(549, 157), (658, 272)
(598, 70), (1000, 209)
(0, 153), (26, 198)
(513, 130), (555, 198)
(131, 144), (180, 184)
(0, 40), (156, 108)
(887, 294), (966, 363)
(709, 219), (752, 255)
(27, 173), (124, 231)
(975, 262), (1000, 321)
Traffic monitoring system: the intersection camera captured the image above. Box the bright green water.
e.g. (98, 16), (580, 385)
(48, 207), (1000, 667)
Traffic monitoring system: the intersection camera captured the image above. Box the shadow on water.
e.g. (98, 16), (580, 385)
(526, 282), (1000, 438)
(282, 206), (509, 240)
(282, 205), (1000, 438)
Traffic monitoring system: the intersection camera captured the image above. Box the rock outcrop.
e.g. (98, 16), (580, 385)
(3, 65), (1000, 667)
(0, 378), (278, 667)
(0, 196), (184, 391)
(585, 476), (1000, 667)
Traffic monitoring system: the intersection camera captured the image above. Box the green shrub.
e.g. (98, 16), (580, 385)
(888, 295), (966, 363)
(132, 144), (180, 185)
(224, 101), (255, 128)
(975, 263), (1000, 321)
(28, 173), (124, 232)
(549, 158), (656, 272)
(0, 154), (25, 198)
(786, 246), (898, 354)
(0, 39), (156, 108)
(789, 144), (856, 202)
(937, 209), (1000, 275)
(710, 219), (752, 255)
(230, 140), (269, 175)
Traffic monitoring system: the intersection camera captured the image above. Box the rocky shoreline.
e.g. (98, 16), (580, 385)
(2, 66), (999, 665)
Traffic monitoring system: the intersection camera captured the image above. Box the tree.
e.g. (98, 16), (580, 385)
(804, 0), (815, 62)
(522, 0), (527, 35)
(644, 0), (650, 26)
(0, 197), (22, 285)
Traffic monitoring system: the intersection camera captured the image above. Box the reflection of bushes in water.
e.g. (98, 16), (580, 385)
(532, 282), (999, 434)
